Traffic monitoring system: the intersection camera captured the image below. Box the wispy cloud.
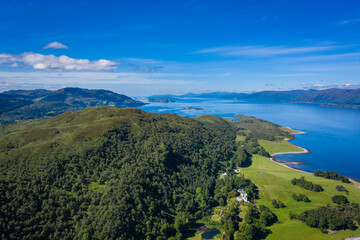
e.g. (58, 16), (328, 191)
(278, 73), (314, 77)
(293, 52), (360, 62)
(122, 58), (163, 65)
(0, 71), (191, 91)
(294, 63), (360, 72)
(336, 18), (360, 25)
(265, 83), (277, 87)
(195, 44), (338, 57)
(120, 58), (165, 72)
(134, 66), (163, 72)
(300, 83), (360, 90)
(43, 41), (69, 49)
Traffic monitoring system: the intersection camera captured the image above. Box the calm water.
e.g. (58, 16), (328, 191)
(139, 98), (360, 180)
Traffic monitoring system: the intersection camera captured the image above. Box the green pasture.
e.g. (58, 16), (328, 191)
(240, 151), (360, 240)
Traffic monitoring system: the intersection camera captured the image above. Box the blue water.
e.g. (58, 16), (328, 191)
(139, 98), (360, 180)
(201, 228), (220, 239)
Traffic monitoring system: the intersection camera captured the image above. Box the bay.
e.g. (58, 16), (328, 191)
(139, 98), (360, 181)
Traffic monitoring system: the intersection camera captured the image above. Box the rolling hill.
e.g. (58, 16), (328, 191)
(0, 87), (145, 124)
(292, 88), (360, 106)
(0, 107), (240, 239)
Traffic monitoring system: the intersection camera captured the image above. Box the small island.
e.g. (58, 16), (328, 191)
(184, 106), (204, 110)
(148, 95), (177, 103)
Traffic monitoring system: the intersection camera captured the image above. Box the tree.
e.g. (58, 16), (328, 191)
(332, 195), (349, 204)
(306, 217), (317, 228)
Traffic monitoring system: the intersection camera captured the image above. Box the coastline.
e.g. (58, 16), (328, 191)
(269, 129), (360, 185)
(270, 129), (312, 175)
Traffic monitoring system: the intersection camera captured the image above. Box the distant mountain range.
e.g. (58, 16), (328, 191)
(0, 87), (145, 124)
(149, 88), (360, 108)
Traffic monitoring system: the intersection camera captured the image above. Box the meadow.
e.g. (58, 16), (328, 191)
(239, 139), (360, 240)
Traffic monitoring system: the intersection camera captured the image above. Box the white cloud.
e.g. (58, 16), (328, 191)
(0, 52), (168, 72)
(0, 53), (16, 64)
(43, 41), (69, 49)
(0, 52), (118, 71)
(195, 45), (338, 57)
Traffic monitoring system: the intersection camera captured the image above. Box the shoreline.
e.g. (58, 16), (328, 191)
(270, 129), (312, 175)
(269, 128), (360, 185)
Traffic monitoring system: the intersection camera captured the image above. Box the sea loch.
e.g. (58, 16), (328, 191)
(140, 97), (360, 180)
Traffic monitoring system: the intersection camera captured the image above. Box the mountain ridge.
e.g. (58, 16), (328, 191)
(0, 87), (145, 124)
(149, 88), (360, 108)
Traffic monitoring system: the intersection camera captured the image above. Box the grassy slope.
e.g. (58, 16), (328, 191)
(233, 114), (292, 140)
(193, 120), (359, 240)
(0, 107), (147, 170)
(240, 149), (360, 240)
(280, 126), (304, 134)
(258, 139), (304, 154)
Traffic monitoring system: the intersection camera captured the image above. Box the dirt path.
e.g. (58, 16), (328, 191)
(240, 204), (243, 219)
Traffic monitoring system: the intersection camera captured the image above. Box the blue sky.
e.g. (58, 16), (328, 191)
(1, 0), (360, 96)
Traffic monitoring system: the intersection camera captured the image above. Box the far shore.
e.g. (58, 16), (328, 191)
(269, 128), (360, 185)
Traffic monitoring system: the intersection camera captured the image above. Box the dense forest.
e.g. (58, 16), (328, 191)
(298, 203), (360, 232)
(0, 107), (263, 239)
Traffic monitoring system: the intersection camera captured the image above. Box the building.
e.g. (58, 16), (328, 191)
(236, 188), (248, 202)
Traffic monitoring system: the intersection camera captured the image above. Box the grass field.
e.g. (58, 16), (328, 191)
(236, 135), (246, 142)
(280, 126), (304, 134)
(258, 139), (305, 155)
(240, 152), (360, 240)
(188, 127), (360, 240)
(187, 232), (221, 240)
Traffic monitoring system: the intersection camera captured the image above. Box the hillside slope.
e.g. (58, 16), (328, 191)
(0, 87), (145, 124)
(0, 89), (52, 100)
(0, 107), (245, 239)
(292, 88), (360, 106)
(1, 108), (359, 239)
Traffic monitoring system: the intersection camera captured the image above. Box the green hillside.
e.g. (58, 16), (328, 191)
(0, 107), (246, 239)
(0, 88), (145, 124)
(240, 153), (360, 240)
(0, 108), (359, 240)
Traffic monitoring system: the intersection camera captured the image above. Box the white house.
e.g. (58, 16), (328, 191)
(236, 188), (248, 202)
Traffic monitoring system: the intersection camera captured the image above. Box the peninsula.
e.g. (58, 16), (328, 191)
(1, 108), (359, 240)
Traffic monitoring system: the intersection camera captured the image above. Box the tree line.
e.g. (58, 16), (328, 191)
(291, 176), (324, 192)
